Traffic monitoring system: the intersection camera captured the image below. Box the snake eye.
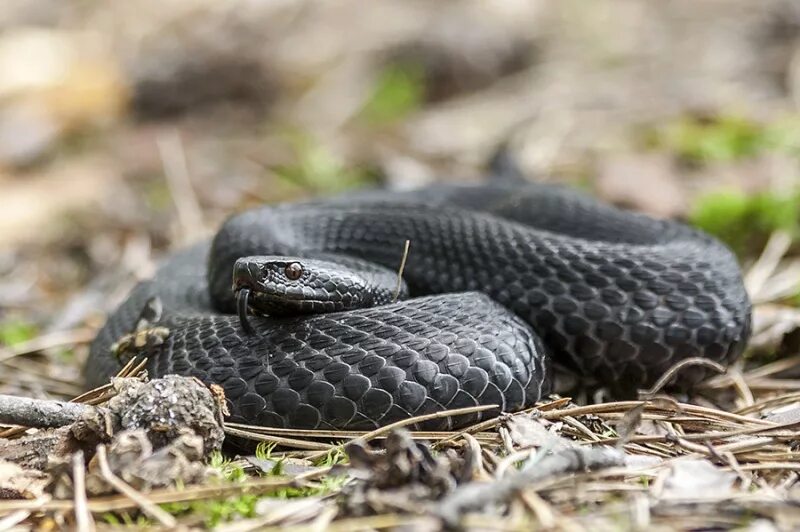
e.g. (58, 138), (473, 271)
(284, 262), (303, 280)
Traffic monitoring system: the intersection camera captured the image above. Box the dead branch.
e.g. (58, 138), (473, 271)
(0, 394), (99, 429)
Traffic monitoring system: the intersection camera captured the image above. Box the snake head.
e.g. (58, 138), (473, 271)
(232, 255), (397, 324)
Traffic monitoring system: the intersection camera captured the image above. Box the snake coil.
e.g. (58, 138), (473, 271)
(86, 181), (751, 431)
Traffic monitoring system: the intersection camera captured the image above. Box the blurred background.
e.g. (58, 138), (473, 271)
(3, 0), (800, 397)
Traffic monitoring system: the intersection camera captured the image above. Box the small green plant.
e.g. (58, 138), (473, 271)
(0, 318), (37, 346)
(252, 442), (289, 476)
(273, 131), (375, 194)
(270, 473), (349, 499)
(653, 114), (767, 164)
(156, 456), (257, 527)
(690, 189), (800, 255)
(645, 113), (800, 165)
(360, 63), (425, 125)
(314, 446), (348, 467)
(599, 427), (618, 439)
(255, 441), (278, 461)
(161, 493), (260, 529)
(151, 445), (350, 527)
(102, 512), (152, 528)
(208, 452), (247, 482)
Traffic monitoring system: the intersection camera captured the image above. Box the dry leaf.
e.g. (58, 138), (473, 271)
(506, 414), (573, 450)
(661, 459), (736, 501)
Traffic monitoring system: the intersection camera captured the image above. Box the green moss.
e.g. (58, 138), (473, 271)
(360, 63), (425, 125)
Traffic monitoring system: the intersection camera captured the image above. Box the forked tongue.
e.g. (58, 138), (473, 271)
(236, 288), (255, 335)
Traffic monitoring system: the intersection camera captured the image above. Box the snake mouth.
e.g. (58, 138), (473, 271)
(246, 292), (343, 316)
(255, 291), (331, 305)
(236, 288), (255, 335)
(235, 285), (333, 327)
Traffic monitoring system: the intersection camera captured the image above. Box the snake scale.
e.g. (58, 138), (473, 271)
(86, 180), (752, 431)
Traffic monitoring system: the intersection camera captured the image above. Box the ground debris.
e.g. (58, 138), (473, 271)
(341, 430), (466, 517)
(0, 428), (74, 471)
(83, 429), (211, 495)
(0, 460), (48, 500)
(340, 424), (627, 528)
(661, 458), (737, 501)
(506, 414), (572, 450)
(437, 445), (625, 528)
(245, 455), (320, 477)
(0, 374), (225, 514)
(81, 375), (225, 455)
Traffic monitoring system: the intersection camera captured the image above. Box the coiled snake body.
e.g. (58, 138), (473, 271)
(86, 181), (752, 430)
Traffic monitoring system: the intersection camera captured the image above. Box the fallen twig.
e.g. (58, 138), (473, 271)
(437, 446), (625, 526)
(0, 393), (98, 429)
(72, 451), (95, 532)
(224, 425), (334, 451)
(306, 404), (499, 461)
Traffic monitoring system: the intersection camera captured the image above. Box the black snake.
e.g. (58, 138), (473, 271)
(86, 181), (752, 431)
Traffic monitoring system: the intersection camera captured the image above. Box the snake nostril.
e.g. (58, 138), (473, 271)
(248, 262), (262, 278)
(233, 260), (259, 291)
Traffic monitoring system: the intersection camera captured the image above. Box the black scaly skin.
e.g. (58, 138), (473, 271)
(86, 182), (752, 430)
